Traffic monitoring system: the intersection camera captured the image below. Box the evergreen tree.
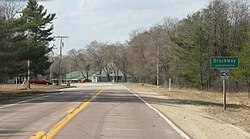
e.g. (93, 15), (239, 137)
(231, 30), (250, 92)
(20, 0), (56, 77)
(0, 13), (27, 82)
(171, 13), (209, 89)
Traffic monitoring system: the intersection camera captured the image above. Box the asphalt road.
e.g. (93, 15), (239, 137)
(0, 84), (186, 139)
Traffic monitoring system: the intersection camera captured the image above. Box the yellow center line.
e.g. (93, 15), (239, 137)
(39, 89), (105, 139)
(29, 131), (45, 139)
(65, 108), (76, 113)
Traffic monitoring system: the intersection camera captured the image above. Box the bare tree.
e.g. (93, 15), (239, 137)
(127, 29), (157, 84)
(0, 0), (23, 20)
(86, 41), (107, 81)
(51, 56), (71, 81)
(68, 49), (91, 80)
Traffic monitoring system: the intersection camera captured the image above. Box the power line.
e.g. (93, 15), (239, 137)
(54, 36), (69, 86)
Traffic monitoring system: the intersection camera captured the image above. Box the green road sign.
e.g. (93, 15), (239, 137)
(210, 57), (239, 69)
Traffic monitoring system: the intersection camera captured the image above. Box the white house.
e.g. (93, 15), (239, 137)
(91, 71), (133, 83)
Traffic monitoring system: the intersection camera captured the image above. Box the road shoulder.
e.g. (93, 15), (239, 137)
(124, 83), (250, 139)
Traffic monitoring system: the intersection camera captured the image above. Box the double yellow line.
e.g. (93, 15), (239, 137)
(29, 89), (104, 139)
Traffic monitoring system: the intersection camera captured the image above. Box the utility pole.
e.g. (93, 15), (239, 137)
(27, 60), (30, 89)
(156, 45), (159, 88)
(156, 27), (162, 88)
(16, 11), (30, 89)
(54, 36), (69, 86)
(26, 18), (31, 90)
(50, 44), (56, 82)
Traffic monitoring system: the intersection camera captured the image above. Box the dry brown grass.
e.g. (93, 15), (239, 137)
(0, 84), (63, 92)
(129, 83), (249, 107)
(0, 84), (70, 103)
(123, 83), (250, 133)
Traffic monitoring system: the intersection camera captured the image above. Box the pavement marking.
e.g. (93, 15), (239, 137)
(65, 108), (76, 113)
(41, 89), (105, 139)
(0, 96), (47, 109)
(29, 131), (46, 139)
(124, 86), (191, 139)
(0, 91), (64, 109)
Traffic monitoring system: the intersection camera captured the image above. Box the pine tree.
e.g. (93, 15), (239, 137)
(0, 13), (27, 82)
(20, 0), (56, 77)
(231, 30), (250, 93)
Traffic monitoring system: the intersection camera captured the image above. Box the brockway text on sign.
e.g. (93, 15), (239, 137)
(210, 57), (239, 69)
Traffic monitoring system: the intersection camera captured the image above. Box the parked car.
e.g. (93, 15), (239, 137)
(81, 79), (92, 83)
(30, 79), (53, 85)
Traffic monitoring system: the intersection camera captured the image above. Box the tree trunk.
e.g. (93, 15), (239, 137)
(200, 71), (203, 91)
(124, 72), (127, 82)
(207, 80), (211, 90)
(178, 77), (181, 88)
(248, 75), (250, 98)
(80, 71), (86, 80)
(107, 74), (110, 82)
(248, 81), (250, 98)
(235, 81), (239, 93)
(116, 69), (119, 82)
(99, 71), (102, 82)
(87, 72), (89, 82)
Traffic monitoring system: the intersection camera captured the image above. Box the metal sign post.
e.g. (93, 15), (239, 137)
(223, 79), (226, 110)
(210, 57), (239, 110)
(221, 69), (229, 110)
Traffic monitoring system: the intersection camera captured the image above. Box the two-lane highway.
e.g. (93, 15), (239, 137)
(0, 84), (188, 139)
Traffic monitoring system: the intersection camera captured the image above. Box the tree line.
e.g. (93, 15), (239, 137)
(57, 0), (249, 91)
(0, 0), (55, 83)
(1, 0), (249, 92)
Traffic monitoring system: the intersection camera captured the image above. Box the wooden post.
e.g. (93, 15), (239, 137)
(16, 77), (18, 90)
(169, 78), (171, 91)
(223, 79), (226, 110)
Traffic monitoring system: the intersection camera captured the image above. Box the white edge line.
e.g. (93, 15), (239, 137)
(124, 86), (191, 139)
(0, 91), (64, 109)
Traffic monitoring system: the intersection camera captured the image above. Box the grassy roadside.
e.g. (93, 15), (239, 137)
(0, 84), (73, 104)
(123, 83), (250, 133)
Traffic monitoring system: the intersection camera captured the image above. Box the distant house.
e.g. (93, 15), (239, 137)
(64, 71), (92, 83)
(6, 77), (16, 84)
(64, 70), (134, 83)
(91, 71), (133, 83)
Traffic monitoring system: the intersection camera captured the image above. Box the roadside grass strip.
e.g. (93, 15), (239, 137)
(40, 89), (104, 139)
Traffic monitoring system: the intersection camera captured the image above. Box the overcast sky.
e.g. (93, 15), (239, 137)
(38, 0), (208, 54)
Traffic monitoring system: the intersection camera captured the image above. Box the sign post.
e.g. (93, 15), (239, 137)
(220, 69), (229, 110)
(169, 78), (171, 91)
(223, 79), (226, 110)
(210, 57), (239, 110)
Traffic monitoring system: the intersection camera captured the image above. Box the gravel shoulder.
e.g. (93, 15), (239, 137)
(124, 83), (250, 139)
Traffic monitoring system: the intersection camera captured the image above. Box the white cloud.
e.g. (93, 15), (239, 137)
(39, 0), (208, 53)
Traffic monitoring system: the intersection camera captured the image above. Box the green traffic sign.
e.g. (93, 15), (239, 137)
(210, 57), (239, 69)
